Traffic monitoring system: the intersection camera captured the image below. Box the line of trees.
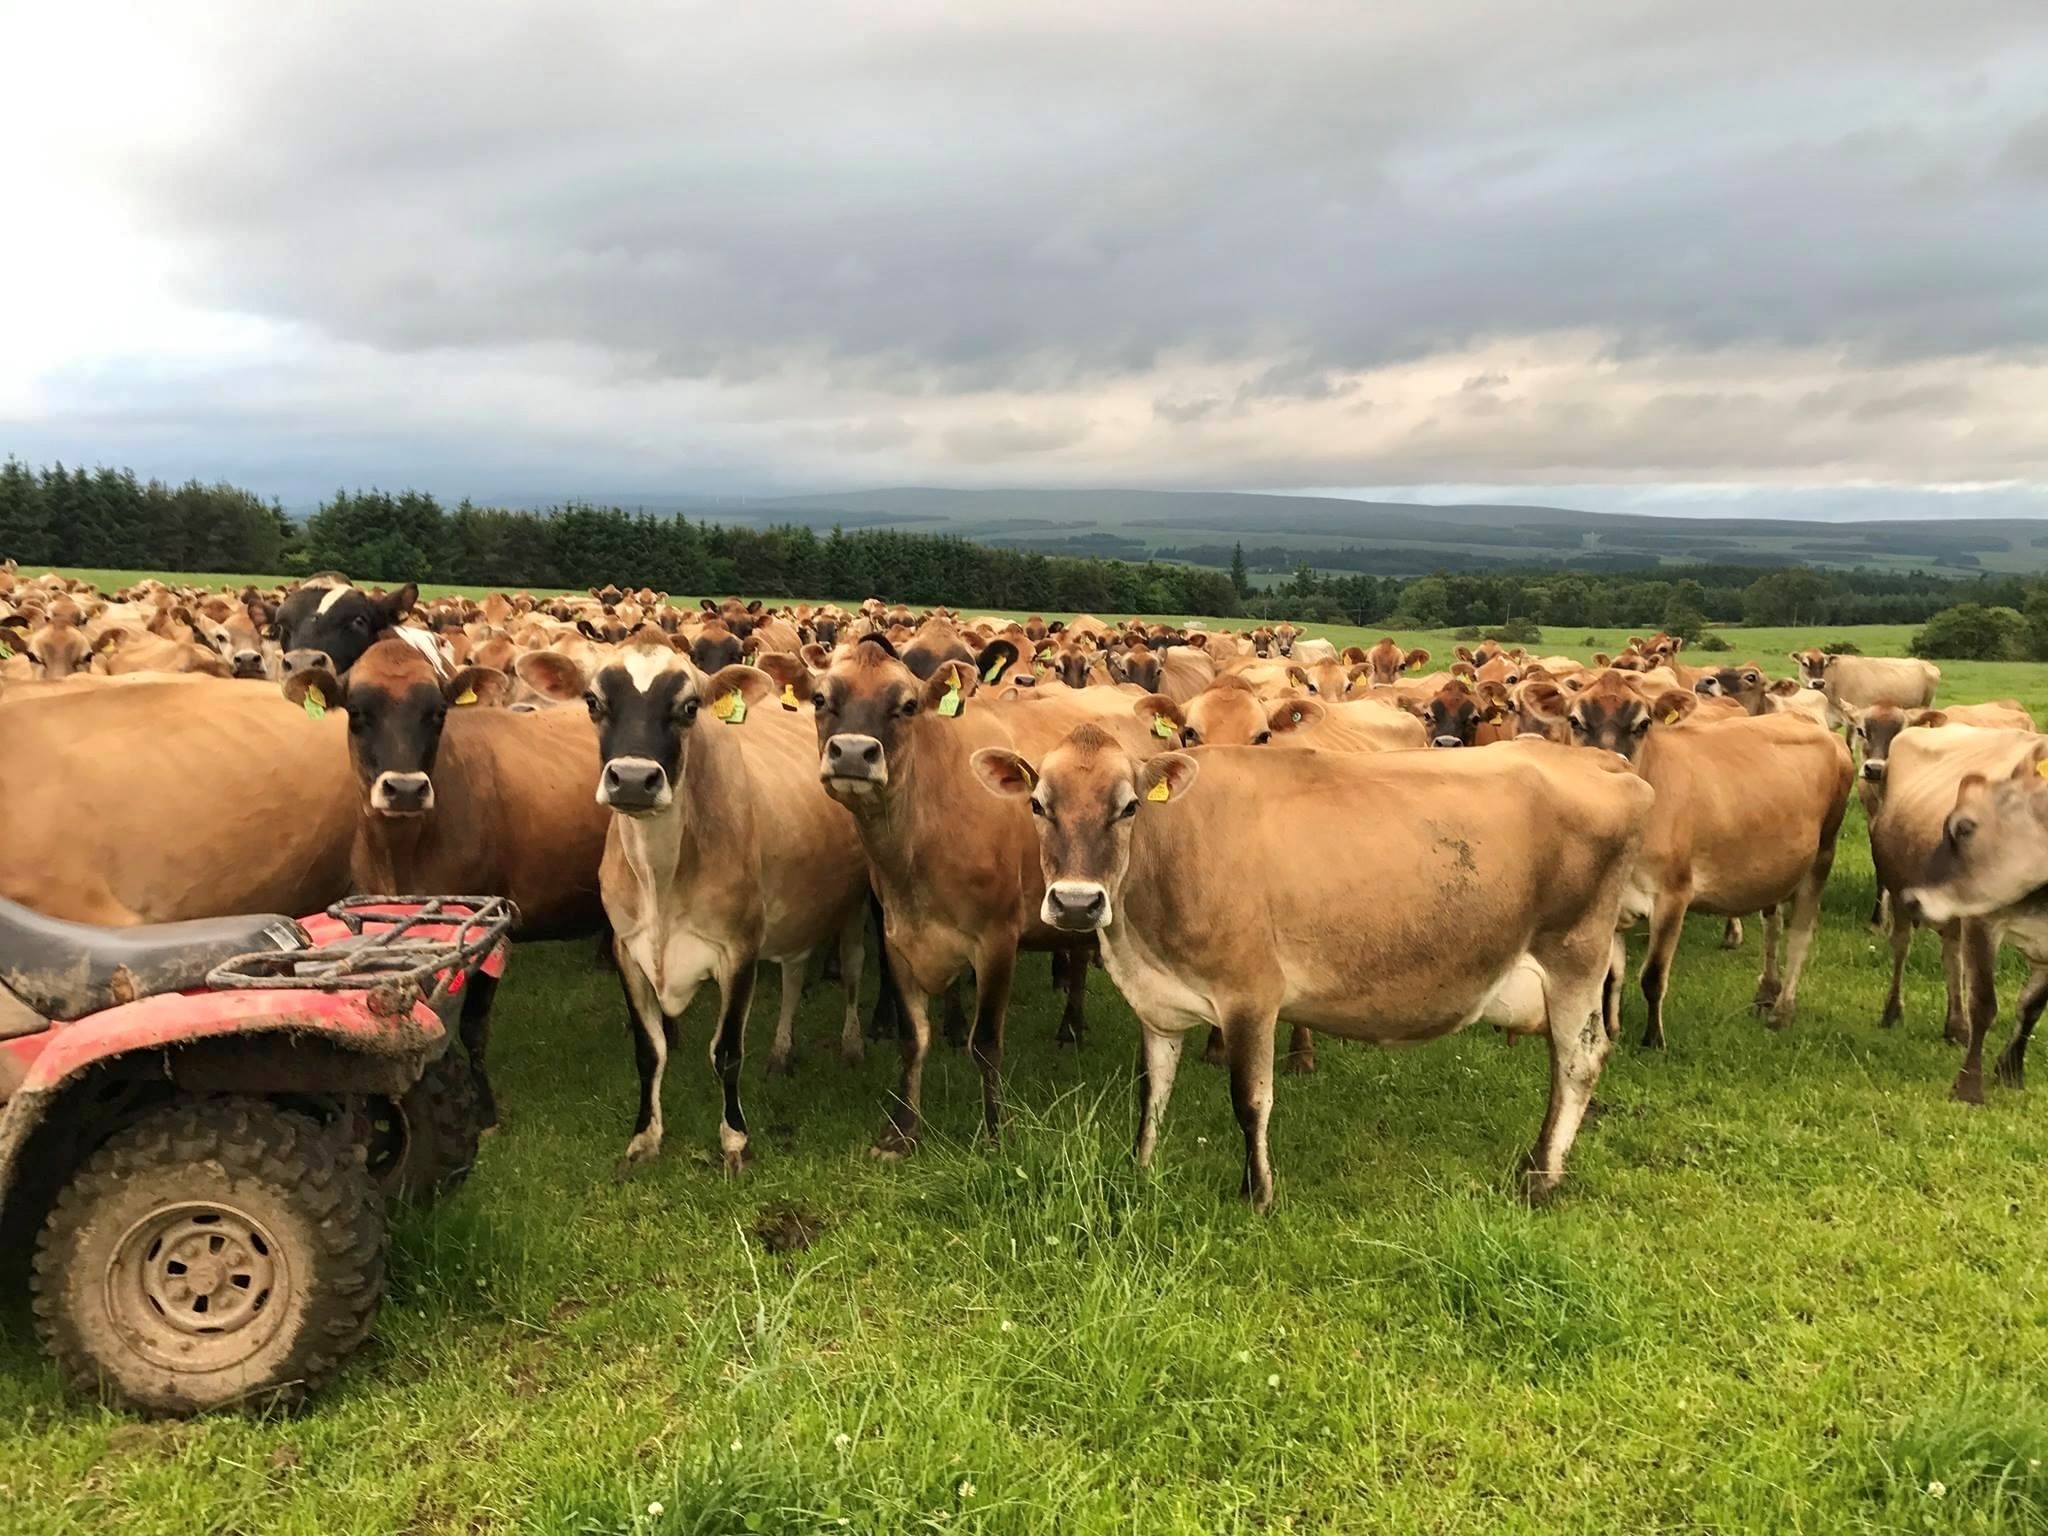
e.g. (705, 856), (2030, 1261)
(4, 457), (2043, 633)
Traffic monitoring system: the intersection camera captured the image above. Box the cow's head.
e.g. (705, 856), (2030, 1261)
(1170, 677), (1323, 747)
(1566, 673), (1696, 762)
(21, 617), (93, 679)
(278, 581), (419, 676)
(1788, 649), (1830, 690)
(972, 724), (1198, 933)
(809, 636), (1017, 801)
(1693, 662), (1767, 716)
(689, 620), (747, 674)
(1904, 751), (2048, 925)
(1850, 704), (1913, 784)
(1109, 643), (1161, 693)
(515, 640), (770, 816)
(1406, 678), (1505, 749)
(1360, 639), (1429, 689)
(283, 636), (508, 816)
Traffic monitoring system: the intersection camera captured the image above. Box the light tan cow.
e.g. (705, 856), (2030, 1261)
(1790, 650), (1940, 728)
(1527, 674), (1853, 1047)
(973, 730), (1653, 1210)
(517, 642), (871, 1170)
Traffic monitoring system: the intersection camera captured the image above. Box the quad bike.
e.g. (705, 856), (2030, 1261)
(0, 893), (514, 1416)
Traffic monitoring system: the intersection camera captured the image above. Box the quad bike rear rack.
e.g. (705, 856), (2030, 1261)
(206, 896), (518, 1012)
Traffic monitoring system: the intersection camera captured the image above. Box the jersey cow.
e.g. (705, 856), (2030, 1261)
(1789, 651), (1940, 729)
(973, 731), (1653, 1210)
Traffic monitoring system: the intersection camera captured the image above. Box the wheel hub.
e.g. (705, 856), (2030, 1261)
(108, 1202), (290, 1370)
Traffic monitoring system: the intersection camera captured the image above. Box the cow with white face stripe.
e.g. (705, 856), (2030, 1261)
(518, 639), (872, 1170)
(275, 579), (421, 677)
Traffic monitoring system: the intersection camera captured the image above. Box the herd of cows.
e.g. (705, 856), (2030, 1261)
(4, 563), (2046, 1210)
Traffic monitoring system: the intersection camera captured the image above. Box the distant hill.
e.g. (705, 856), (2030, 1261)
(687, 486), (2042, 576)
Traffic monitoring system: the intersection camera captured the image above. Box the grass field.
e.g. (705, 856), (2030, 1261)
(4, 599), (2048, 1534)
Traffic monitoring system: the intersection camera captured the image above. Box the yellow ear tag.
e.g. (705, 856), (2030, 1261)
(982, 653), (1010, 684)
(2035, 759), (2048, 780)
(1147, 778), (1172, 803)
(302, 686), (327, 720)
(454, 686), (479, 706)
(937, 681), (963, 718)
(1151, 715), (1175, 740)
(713, 690), (746, 724)
(780, 683), (800, 711)
(1662, 710), (1679, 725)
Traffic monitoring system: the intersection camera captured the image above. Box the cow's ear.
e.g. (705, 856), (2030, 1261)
(444, 666), (511, 708)
(576, 618), (604, 641)
(1912, 709), (1948, 729)
(970, 747), (1038, 799)
(1133, 692), (1185, 740)
(1518, 680), (1569, 724)
(1285, 664), (1312, 693)
(752, 650), (816, 708)
(1477, 680), (1510, 719)
(379, 584), (420, 624)
(1650, 689), (1698, 726)
(1269, 698), (1323, 736)
(1184, 631), (1208, 650)
(1403, 648), (1430, 672)
(976, 639), (1021, 686)
(703, 663), (775, 720)
(1455, 646), (1475, 664)
(700, 599), (719, 614)
(1341, 646), (1368, 664)
(1767, 677), (1801, 697)
(922, 659), (978, 715)
(1137, 751), (1200, 805)
(799, 641), (831, 669)
(746, 599), (763, 614)
(282, 666), (345, 712)
(513, 650), (588, 702)
(2011, 742), (2048, 782)
(1046, 620), (1066, 635)
(1593, 652), (1611, 668)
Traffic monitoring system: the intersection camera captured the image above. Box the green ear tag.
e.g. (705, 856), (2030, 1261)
(938, 681), (963, 718)
(1151, 715), (1175, 739)
(714, 690), (747, 725)
(0, 638), (12, 659)
(982, 652), (1010, 684)
(303, 686), (327, 720)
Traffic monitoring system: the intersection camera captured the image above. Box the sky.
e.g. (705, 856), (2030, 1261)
(3, 0), (2046, 520)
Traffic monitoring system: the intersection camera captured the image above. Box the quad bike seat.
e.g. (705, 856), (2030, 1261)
(0, 894), (307, 1024)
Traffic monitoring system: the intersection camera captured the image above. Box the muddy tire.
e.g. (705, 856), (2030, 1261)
(361, 1049), (482, 1207)
(30, 1097), (385, 1416)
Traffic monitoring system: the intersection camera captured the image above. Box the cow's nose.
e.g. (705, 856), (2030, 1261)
(1694, 679), (1720, 696)
(1806, 679), (1826, 690)
(601, 757), (669, 811)
(1861, 759), (1886, 782)
(1432, 735), (1466, 749)
(823, 734), (887, 786)
(284, 647), (333, 675)
(372, 771), (434, 815)
(1044, 881), (1109, 931)
(231, 650), (266, 678)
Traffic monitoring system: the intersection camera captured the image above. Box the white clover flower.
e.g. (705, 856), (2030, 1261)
(1268, 1373), (1281, 1389)
(647, 1501), (664, 1517)
(833, 1432), (851, 1451)
(958, 1479), (977, 1498)
(1928, 1480), (1946, 1498)
(999, 1319), (1014, 1333)
(1233, 1349), (1251, 1364)
(730, 1438), (744, 1452)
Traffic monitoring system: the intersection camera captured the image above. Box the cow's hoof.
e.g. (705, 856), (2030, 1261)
(1878, 1003), (1901, 1031)
(1639, 1030), (1666, 1052)
(720, 1146), (753, 1178)
(1944, 1023), (1970, 1048)
(869, 1129), (919, 1161)
(1952, 1072), (1986, 1106)
(1282, 1051), (1316, 1076)
(839, 1040), (866, 1068)
(765, 1050), (795, 1077)
(1750, 987), (1781, 1020)
(1517, 1160), (1562, 1208)
(1995, 1053), (2025, 1091)
(1764, 1002), (1795, 1032)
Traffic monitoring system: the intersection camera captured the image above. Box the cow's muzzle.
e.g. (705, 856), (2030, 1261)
(600, 756), (672, 814)
(231, 651), (268, 679)
(1043, 880), (1111, 933)
(284, 647), (334, 675)
(1431, 735), (1466, 750)
(1861, 759), (1887, 783)
(1806, 678), (1826, 691)
(370, 771), (435, 816)
(822, 734), (888, 792)
(1694, 678), (1722, 696)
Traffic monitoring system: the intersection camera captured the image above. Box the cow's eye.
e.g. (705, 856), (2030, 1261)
(1117, 799), (1139, 820)
(1028, 799), (1046, 818)
(26, 651), (41, 666)
(584, 694), (604, 721)
(902, 698), (919, 716)
(1253, 730), (1273, 745)
(812, 691), (829, 711)
(348, 712), (369, 735)
(1181, 728), (1201, 746)
(1952, 818), (1977, 843)
(681, 698), (700, 723)
(1632, 716), (1652, 734)
(1568, 716), (1588, 734)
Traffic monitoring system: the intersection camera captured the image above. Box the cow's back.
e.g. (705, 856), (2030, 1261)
(0, 679), (357, 923)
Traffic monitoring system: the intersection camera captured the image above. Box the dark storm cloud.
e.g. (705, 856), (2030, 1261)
(110, 0), (2048, 393)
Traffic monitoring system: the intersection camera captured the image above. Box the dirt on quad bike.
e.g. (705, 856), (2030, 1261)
(0, 893), (514, 1416)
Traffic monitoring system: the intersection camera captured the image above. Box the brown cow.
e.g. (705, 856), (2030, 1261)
(1526, 675), (1852, 1047)
(973, 730), (1652, 1209)
(805, 636), (1153, 1154)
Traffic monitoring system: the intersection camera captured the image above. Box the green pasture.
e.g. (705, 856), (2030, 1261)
(3, 584), (2047, 1533)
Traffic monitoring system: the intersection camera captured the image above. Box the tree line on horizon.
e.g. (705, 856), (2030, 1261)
(2, 457), (2043, 655)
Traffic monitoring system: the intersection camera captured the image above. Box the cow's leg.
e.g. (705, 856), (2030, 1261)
(1995, 966), (2048, 1090)
(865, 891), (904, 1041)
(1751, 905), (1784, 1017)
(942, 979), (970, 1050)
(1868, 888), (1888, 931)
(1878, 900), (1913, 1030)
(1720, 917), (1743, 950)
(835, 909), (867, 1066)
(1764, 858), (1834, 1030)
(1602, 934), (1626, 1042)
(457, 971), (500, 1131)
(969, 944), (1016, 1142)
(873, 946), (933, 1159)
(1638, 898), (1688, 1050)
(1940, 924), (1969, 1045)
(1201, 1024), (1227, 1066)
(1133, 1023), (1188, 1169)
(765, 955), (806, 1076)
(614, 938), (692, 1173)
(709, 958), (758, 1174)
(1282, 1023), (1316, 1075)
(1953, 920), (2000, 1104)
(1054, 947), (1089, 1048)
(1523, 970), (1612, 1205)
(1224, 1009), (1279, 1213)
